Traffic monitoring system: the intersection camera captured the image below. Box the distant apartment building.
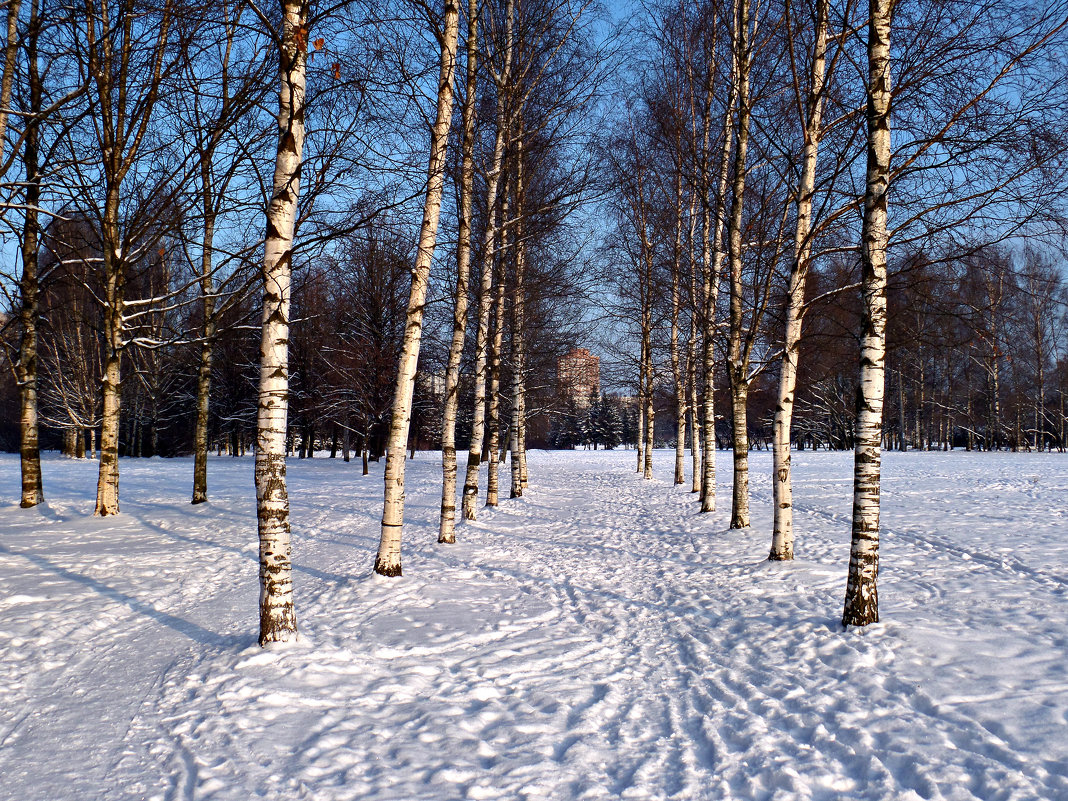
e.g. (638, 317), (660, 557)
(558, 347), (600, 406)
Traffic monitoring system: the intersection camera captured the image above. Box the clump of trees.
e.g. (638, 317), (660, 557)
(0, 0), (1066, 642)
(599, 0), (1068, 625)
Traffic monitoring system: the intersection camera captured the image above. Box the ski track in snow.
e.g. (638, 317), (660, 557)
(0, 450), (1066, 800)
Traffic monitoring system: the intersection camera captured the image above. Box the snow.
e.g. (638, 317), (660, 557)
(1, 448), (1066, 800)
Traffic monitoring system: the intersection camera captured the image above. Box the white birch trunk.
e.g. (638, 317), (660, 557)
(637, 349), (645, 471)
(635, 156), (655, 481)
(255, 0), (308, 643)
(509, 135), (526, 500)
(460, 0), (513, 520)
(95, 202), (124, 517)
(726, 0), (752, 530)
(699, 39), (734, 514)
(518, 385), (528, 487)
(671, 174), (686, 487)
(439, 0), (478, 544)
(375, 0), (460, 576)
(485, 257), (506, 507)
(17, 224), (44, 509)
(90, 1), (173, 516)
(0, 0), (22, 169)
(509, 383), (522, 496)
(687, 202), (701, 494)
(642, 320), (654, 480)
(842, 0), (891, 627)
(769, 0), (829, 561)
(17, 37), (43, 508)
(192, 205), (216, 505)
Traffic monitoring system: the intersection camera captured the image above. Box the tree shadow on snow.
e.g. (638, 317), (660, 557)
(128, 512), (356, 587)
(0, 543), (251, 649)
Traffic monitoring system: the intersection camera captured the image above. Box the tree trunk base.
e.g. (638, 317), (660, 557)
(258, 614), (298, 646)
(842, 606), (879, 627)
(373, 557), (402, 577)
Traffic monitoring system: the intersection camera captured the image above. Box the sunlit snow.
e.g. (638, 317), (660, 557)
(1, 449), (1066, 800)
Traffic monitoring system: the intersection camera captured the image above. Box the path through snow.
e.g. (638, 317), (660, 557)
(1, 450), (1066, 800)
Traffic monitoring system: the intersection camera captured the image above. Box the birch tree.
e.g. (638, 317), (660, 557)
(182, 2), (271, 505)
(508, 132), (527, 498)
(724, 0), (754, 529)
(484, 238), (507, 506)
(0, 0), (22, 172)
(8, 0), (46, 506)
(374, 0), (460, 577)
(698, 3), (733, 514)
(253, 0), (309, 643)
(438, 0), (479, 544)
(842, 0), (892, 627)
(66, 0), (183, 516)
(768, 0), (831, 560)
(461, 0), (519, 521)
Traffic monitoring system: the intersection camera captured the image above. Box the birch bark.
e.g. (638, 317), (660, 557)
(375, 0), (460, 576)
(843, 0), (892, 627)
(726, 0), (752, 529)
(699, 29), (734, 513)
(255, 0), (308, 643)
(439, 0), (479, 544)
(642, 319), (654, 480)
(90, 0), (173, 517)
(769, 0), (829, 561)
(509, 140), (526, 499)
(16, 0), (43, 508)
(687, 202), (701, 493)
(636, 152), (655, 481)
(636, 350), (645, 471)
(485, 253), (507, 507)
(670, 172), (686, 487)
(16, 198), (43, 511)
(460, 0), (513, 520)
(0, 0), (22, 168)
(192, 197), (216, 505)
(95, 211), (124, 516)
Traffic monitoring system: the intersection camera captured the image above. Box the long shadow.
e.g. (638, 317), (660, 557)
(128, 513), (356, 586)
(0, 543), (249, 649)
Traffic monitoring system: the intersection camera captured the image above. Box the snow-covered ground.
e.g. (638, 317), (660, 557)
(1, 448), (1066, 801)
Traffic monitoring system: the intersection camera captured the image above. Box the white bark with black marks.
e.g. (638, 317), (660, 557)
(375, 0), (460, 576)
(670, 172), (686, 487)
(770, 0), (829, 561)
(843, 0), (892, 628)
(726, 0), (752, 530)
(509, 139), (526, 500)
(15, 0), (44, 508)
(254, 0), (309, 644)
(461, 0), (513, 521)
(485, 254), (507, 507)
(192, 206), (216, 505)
(699, 26), (733, 514)
(88, 1), (173, 516)
(439, 0), (479, 544)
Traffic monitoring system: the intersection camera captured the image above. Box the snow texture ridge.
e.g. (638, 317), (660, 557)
(0, 449), (1066, 800)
